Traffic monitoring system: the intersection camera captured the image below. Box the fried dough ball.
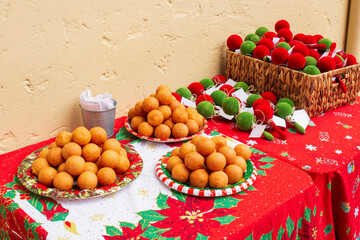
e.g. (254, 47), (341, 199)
(134, 101), (147, 116)
(101, 150), (121, 169)
(170, 148), (180, 157)
(156, 85), (171, 94)
(209, 171), (228, 189)
(211, 136), (227, 151)
(154, 124), (171, 139)
(206, 152), (226, 171)
(189, 113), (204, 127)
(156, 89), (173, 105)
(179, 142), (196, 159)
(171, 164), (190, 183)
(114, 155), (130, 174)
(158, 105), (172, 121)
(55, 131), (73, 148)
(102, 139), (122, 155)
(128, 107), (137, 120)
(48, 142), (57, 150)
(147, 110), (164, 127)
(169, 100), (184, 112)
(138, 122), (154, 137)
(142, 97), (159, 113)
(191, 135), (207, 146)
(195, 137), (215, 157)
(233, 156), (247, 172)
(65, 156), (85, 176)
(166, 156), (184, 172)
(97, 167), (116, 186)
(186, 119), (199, 135)
(218, 146), (237, 165)
(82, 143), (101, 162)
(38, 149), (50, 159)
(224, 164), (243, 184)
(184, 152), (204, 170)
(57, 163), (66, 172)
(95, 157), (102, 169)
(32, 158), (50, 176)
(38, 167), (58, 187)
(47, 147), (64, 167)
(119, 147), (127, 157)
(189, 169), (209, 188)
(130, 116), (146, 131)
(83, 162), (99, 174)
(53, 172), (74, 191)
(89, 127), (107, 145)
(234, 144), (252, 160)
(172, 109), (189, 123)
(186, 107), (198, 116)
(164, 119), (175, 129)
(77, 171), (98, 190)
(72, 126), (91, 146)
(62, 142), (82, 160)
(172, 123), (189, 138)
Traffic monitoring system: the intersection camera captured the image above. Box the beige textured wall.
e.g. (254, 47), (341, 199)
(0, 0), (350, 153)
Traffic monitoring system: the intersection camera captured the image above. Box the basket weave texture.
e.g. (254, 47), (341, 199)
(225, 50), (360, 117)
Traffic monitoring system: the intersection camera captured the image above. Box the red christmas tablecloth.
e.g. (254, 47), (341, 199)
(206, 98), (360, 240)
(0, 118), (320, 240)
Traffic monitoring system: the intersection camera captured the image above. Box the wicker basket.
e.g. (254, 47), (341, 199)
(225, 50), (360, 117)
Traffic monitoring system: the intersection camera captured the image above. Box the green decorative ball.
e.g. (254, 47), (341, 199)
(176, 87), (192, 100)
(244, 33), (260, 42)
(277, 98), (294, 108)
(199, 78), (215, 90)
(234, 82), (249, 91)
(222, 97), (240, 115)
(255, 27), (269, 37)
(236, 112), (255, 131)
(275, 102), (293, 118)
(305, 56), (317, 67)
(275, 42), (291, 51)
(210, 90), (227, 106)
(240, 41), (257, 55)
(196, 101), (215, 119)
(303, 65), (321, 75)
(318, 38), (332, 51)
(246, 94), (262, 107)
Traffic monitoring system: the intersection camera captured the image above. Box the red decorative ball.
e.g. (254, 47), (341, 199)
(254, 104), (273, 123)
(219, 84), (235, 96)
(317, 57), (336, 72)
(271, 47), (289, 65)
(288, 53), (306, 70)
(292, 44), (309, 57)
(263, 31), (278, 40)
(277, 28), (293, 42)
(343, 54), (357, 66)
(212, 75), (227, 85)
(196, 94), (214, 106)
(252, 98), (271, 110)
(313, 34), (324, 41)
(188, 82), (204, 97)
(261, 92), (277, 105)
(253, 45), (270, 60)
(293, 33), (305, 41)
(334, 56), (344, 69)
(289, 40), (301, 47)
(309, 49), (320, 61)
(227, 34), (243, 50)
(257, 38), (275, 50)
(301, 35), (317, 45)
(275, 20), (290, 33)
(172, 92), (182, 102)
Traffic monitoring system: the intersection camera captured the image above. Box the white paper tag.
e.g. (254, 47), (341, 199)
(291, 109), (310, 129)
(320, 51), (329, 59)
(235, 49), (241, 53)
(288, 46), (295, 55)
(181, 97), (196, 108)
(273, 37), (281, 45)
(225, 79), (237, 87)
(218, 108), (234, 120)
(232, 88), (249, 103)
(243, 107), (254, 114)
(272, 115), (286, 128)
(249, 124), (266, 138)
(204, 86), (218, 95)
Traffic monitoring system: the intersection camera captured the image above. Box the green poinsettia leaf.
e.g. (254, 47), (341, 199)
(105, 225), (122, 236)
(4, 181), (16, 188)
(156, 193), (169, 209)
(140, 226), (167, 240)
(250, 147), (266, 155)
(304, 207), (311, 223)
(245, 233), (254, 240)
(213, 196), (241, 209)
(258, 157), (275, 163)
(256, 169), (266, 176)
(260, 231), (272, 240)
(0, 205), (6, 218)
(246, 185), (256, 191)
(7, 202), (19, 212)
(212, 215), (236, 225)
(28, 195), (45, 213)
(297, 217), (303, 232)
(196, 233), (209, 240)
(313, 206), (316, 217)
(287, 128), (297, 133)
(3, 190), (16, 199)
(259, 163), (274, 169)
(0, 230), (11, 240)
(139, 218), (150, 231)
(170, 189), (186, 203)
(31, 222), (42, 230)
(51, 212), (69, 222)
(324, 224), (333, 235)
(116, 127), (138, 141)
(277, 226), (285, 240)
(286, 216), (294, 238)
(137, 210), (167, 222)
(24, 218), (31, 231)
(119, 222), (136, 230)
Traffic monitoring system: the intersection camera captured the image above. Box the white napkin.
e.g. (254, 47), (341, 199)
(80, 89), (114, 111)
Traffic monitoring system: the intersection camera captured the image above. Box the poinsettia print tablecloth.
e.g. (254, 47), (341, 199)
(206, 97), (360, 240)
(0, 119), (319, 240)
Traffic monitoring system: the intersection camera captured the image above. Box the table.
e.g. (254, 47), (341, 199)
(207, 98), (360, 240)
(0, 118), (318, 240)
